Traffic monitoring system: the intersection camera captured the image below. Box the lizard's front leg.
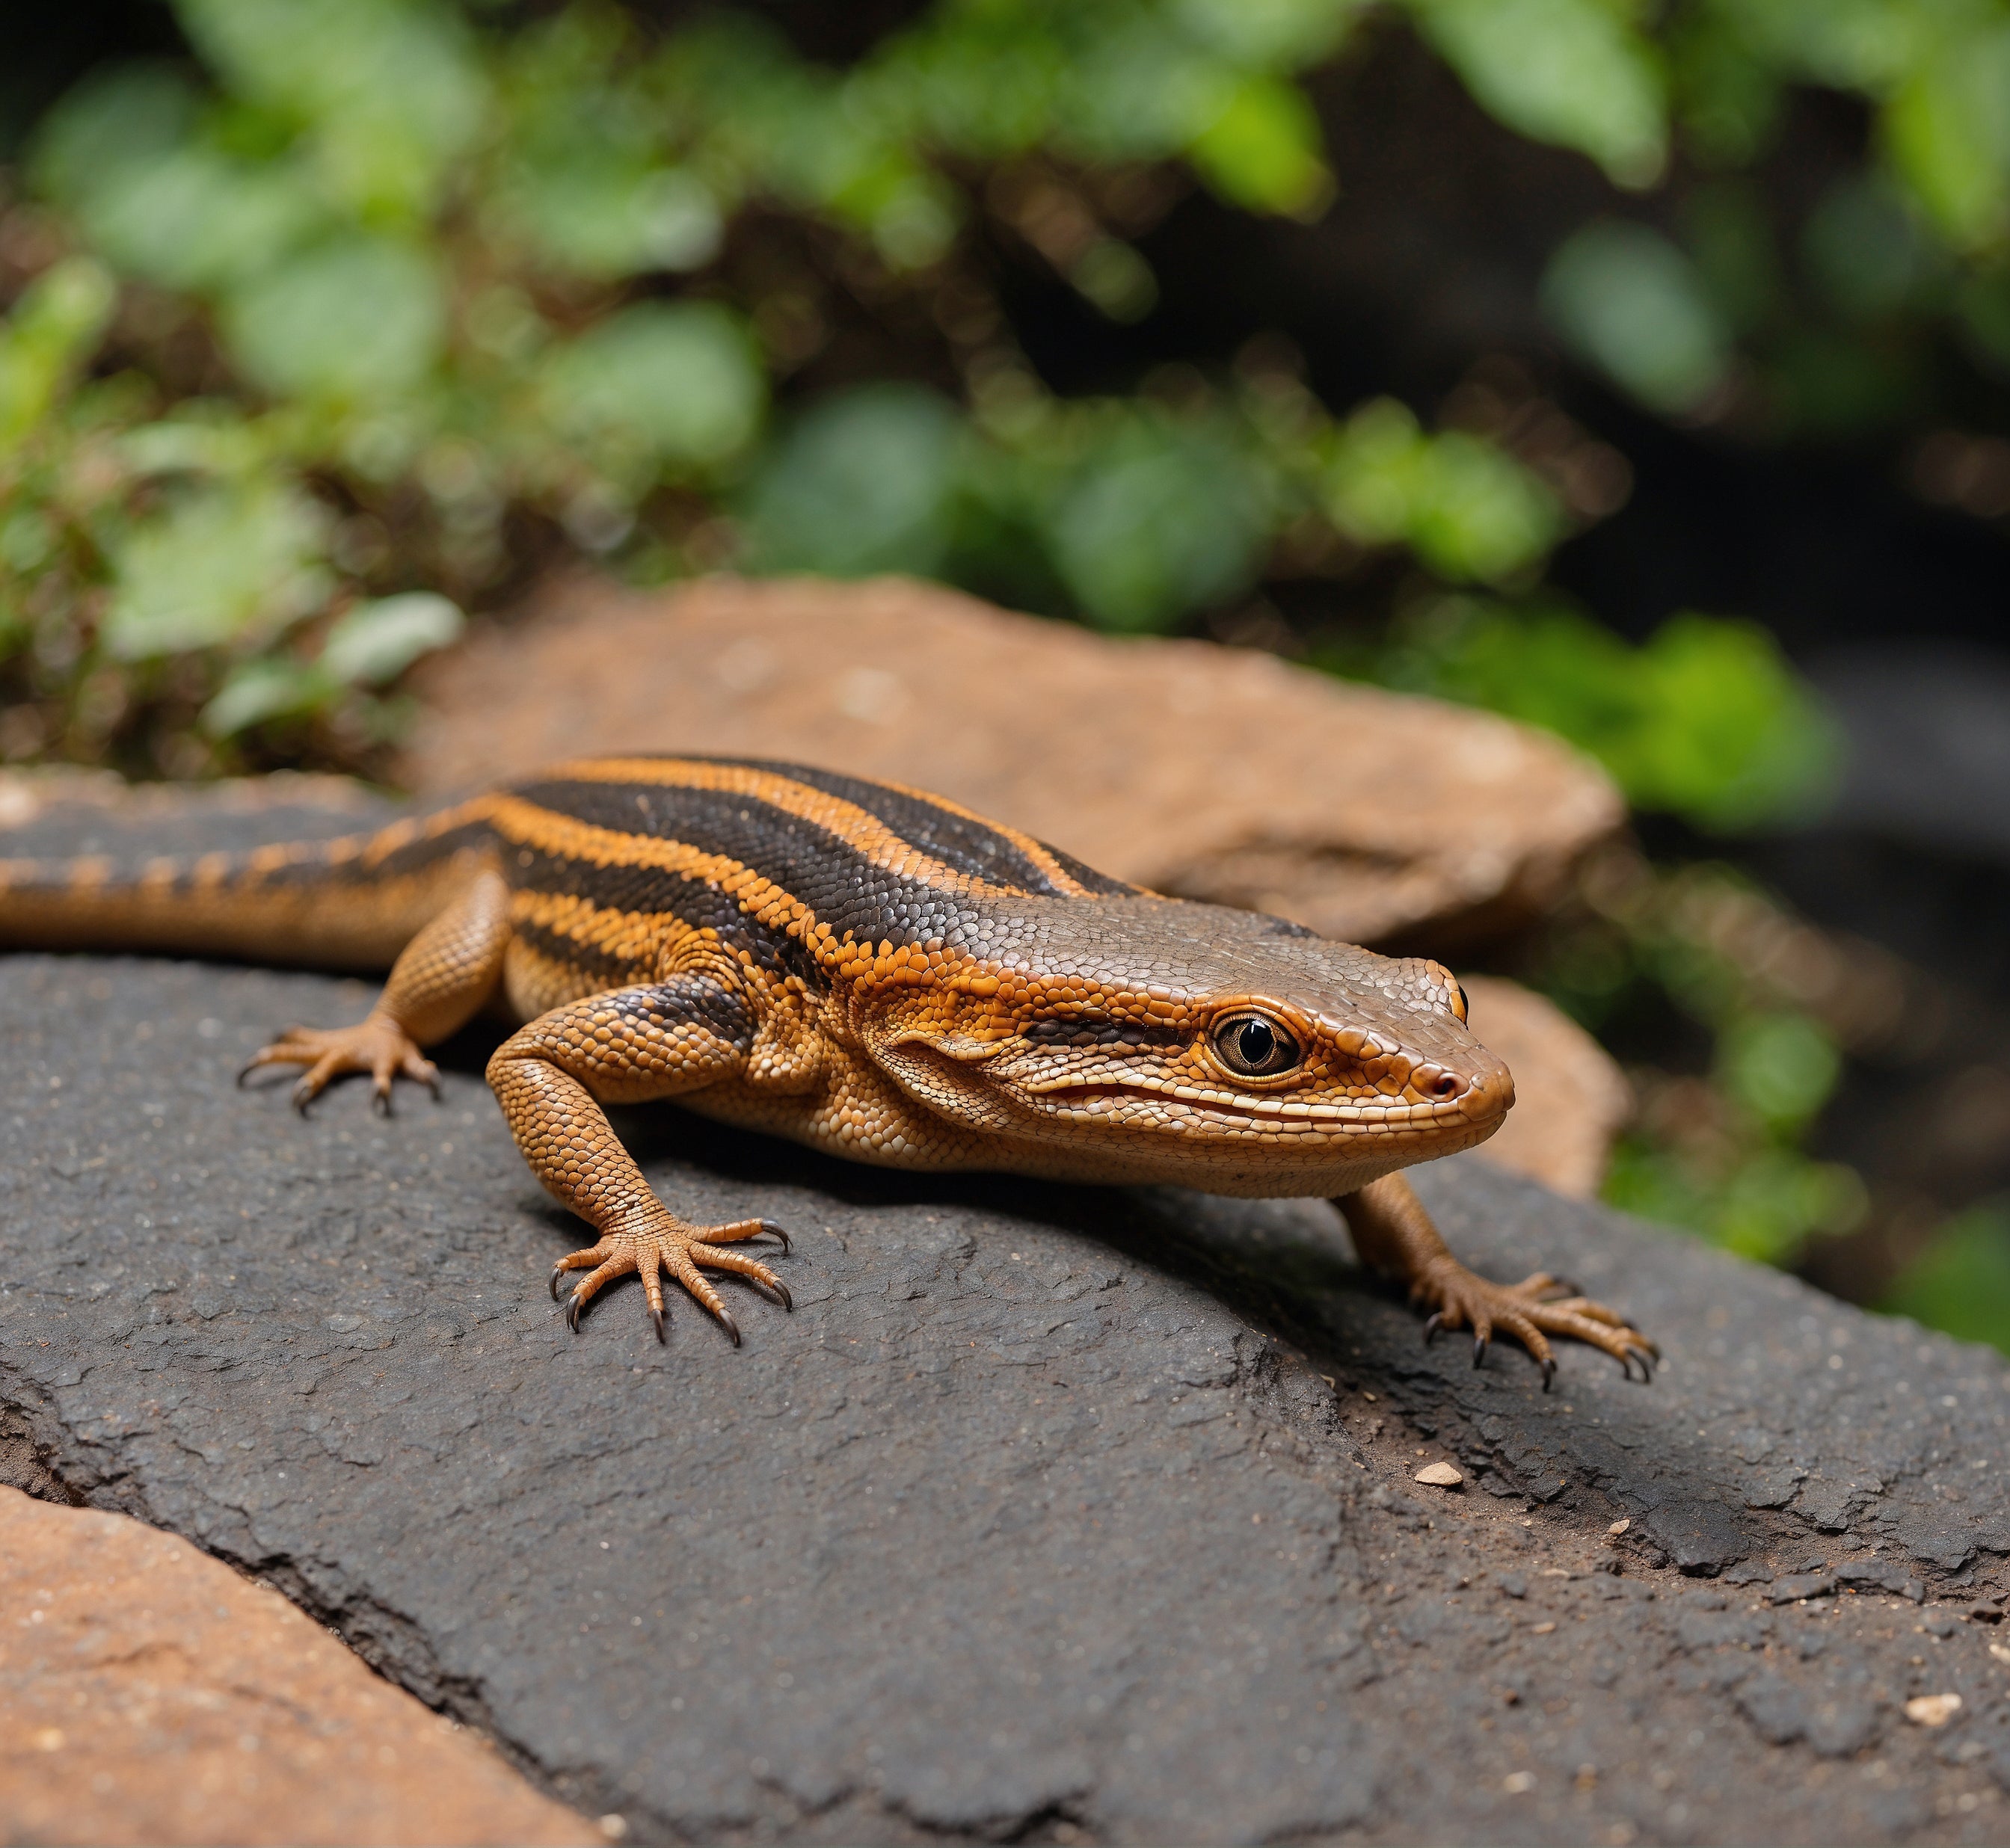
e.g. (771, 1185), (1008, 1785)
(487, 978), (793, 1344)
(241, 869), (511, 1113)
(1338, 1173), (1657, 1388)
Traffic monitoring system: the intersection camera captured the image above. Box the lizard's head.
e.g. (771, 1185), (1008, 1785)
(861, 896), (1513, 1196)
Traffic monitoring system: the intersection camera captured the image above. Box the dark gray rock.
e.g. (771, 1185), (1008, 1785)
(5, 950), (2010, 1846)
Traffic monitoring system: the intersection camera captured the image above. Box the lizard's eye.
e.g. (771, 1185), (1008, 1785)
(1210, 1013), (1300, 1077)
(1448, 979), (1469, 1023)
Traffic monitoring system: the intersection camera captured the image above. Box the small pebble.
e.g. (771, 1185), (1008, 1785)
(1607, 1518), (1630, 1536)
(1905, 1693), (1962, 1728)
(1413, 1461), (1463, 1488)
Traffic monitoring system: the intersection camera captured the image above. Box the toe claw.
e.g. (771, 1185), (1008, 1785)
(754, 1277), (794, 1311)
(1472, 1334), (1489, 1370)
(758, 1219), (791, 1254)
(291, 1080), (316, 1117)
(550, 1265), (566, 1302)
(372, 1088), (393, 1119)
(714, 1304), (742, 1347)
(650, 1305), (667, 1344)
(1422, 1311), (1444, 1346)
(566, 1292), (583, 1334)
(1540, 1357), (1556, 1392)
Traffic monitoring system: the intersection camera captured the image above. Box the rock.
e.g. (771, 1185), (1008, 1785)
(1413, 1462), (1465, 1487)
(1768, 1573), (1837, 1604)
(6, 952), (2010, 1842)
(402, 574), (1623, 950)
(1454, 975), (1628, 1198)
(1905, 1694), (1963, 1728)
(0, 1488), (596, 1847)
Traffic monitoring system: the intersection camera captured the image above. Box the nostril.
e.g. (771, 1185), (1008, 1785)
(1431, 1071), (1463, 1100)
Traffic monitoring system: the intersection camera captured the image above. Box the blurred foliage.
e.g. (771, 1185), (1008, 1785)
(1520, 852), (1872, 1268)
(7, 0), (2010, 1342)
(1366, 599), (1839, 830)
(0, 0), (1852, 785)
(1882, 1201), (2010, 1358)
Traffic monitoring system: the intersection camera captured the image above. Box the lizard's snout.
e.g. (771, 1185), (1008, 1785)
(1411, 1062), (1467, 1102)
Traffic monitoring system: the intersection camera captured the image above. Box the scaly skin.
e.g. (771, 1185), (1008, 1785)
(0, 754), (1655, 1383)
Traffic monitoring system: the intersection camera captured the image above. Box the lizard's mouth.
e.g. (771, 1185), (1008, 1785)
(1017, 1077), (1499, 1136)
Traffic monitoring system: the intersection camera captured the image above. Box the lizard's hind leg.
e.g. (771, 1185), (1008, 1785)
(240, 869), (511, 1113)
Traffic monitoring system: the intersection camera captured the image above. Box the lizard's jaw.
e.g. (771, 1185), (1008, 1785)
(1012, 1067), (1510, 1149)
(942, 1066), (1513, 1195)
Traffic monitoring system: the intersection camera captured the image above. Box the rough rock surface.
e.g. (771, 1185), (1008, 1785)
(0, 1488), (597, 1847)
(402, 575), (1623, 950)
(6, 953), (2010, 1845)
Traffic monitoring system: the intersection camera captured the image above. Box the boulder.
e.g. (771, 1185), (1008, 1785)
(403, 575), (1623, 951)
(4, 952), (2007, 1845)
(0, 1488), (597, 1847)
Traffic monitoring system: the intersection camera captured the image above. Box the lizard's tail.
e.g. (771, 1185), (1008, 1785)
(0, 797), (500, 973)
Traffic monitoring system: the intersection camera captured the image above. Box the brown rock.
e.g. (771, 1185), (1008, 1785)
(1457, 976), (1632, 1200)
(0, 1488), (597, 1848)
(405, 574), (1623, 949)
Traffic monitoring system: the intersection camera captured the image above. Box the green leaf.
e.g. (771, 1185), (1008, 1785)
(175, 0), (488, 218)
(743, 384), (962, 577)
(319, 592), (464, 685)
(0, 257), (118, 450)
(31, 61), (200, 210)
(1801, 179), (1931, 323)
(1185, 73), (1334, 218)
(200, 657), (336, 736)
(1410, 0), (1668, 188)
(76, 147), (324, 294)
(544, 302), (766, 469)
(1542, 221), (1731, 414)
(103, 479), (331, 660)
(1881, 1201), (2010, 1356)
(497, 157), (722, 280)
(1716, 1011), (1841, 1133)
(220, 235), (447, 402)
(1380, 603), (1840, 829)
(1171, 0), (1364, 67)
(1045, 422), (1275, 632)
(1325, 400), (1561, 583)
(1882, 29), (2010, 253)
(1069, 241), (1160, 322)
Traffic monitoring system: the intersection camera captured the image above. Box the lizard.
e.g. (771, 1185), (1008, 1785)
(0, 754), (1656, 1385)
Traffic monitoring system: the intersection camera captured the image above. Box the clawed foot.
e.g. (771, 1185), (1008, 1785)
(552, 1214), (794, 1344)
(239, 1014), (440, 1115)
(1414, 1262), (1659, 1389)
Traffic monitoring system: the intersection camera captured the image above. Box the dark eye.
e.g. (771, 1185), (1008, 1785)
(1211, 1013), (1300, 1077)
(1448, 980), (1469, 1023)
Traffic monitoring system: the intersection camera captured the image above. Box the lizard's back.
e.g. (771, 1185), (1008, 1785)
(487, 754), (1142, 1020)
(0, 754), (1140, 999)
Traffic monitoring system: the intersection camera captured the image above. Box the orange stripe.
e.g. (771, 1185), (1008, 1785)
(490, 795), (820, 938)
(541, 757), (1093, 899)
